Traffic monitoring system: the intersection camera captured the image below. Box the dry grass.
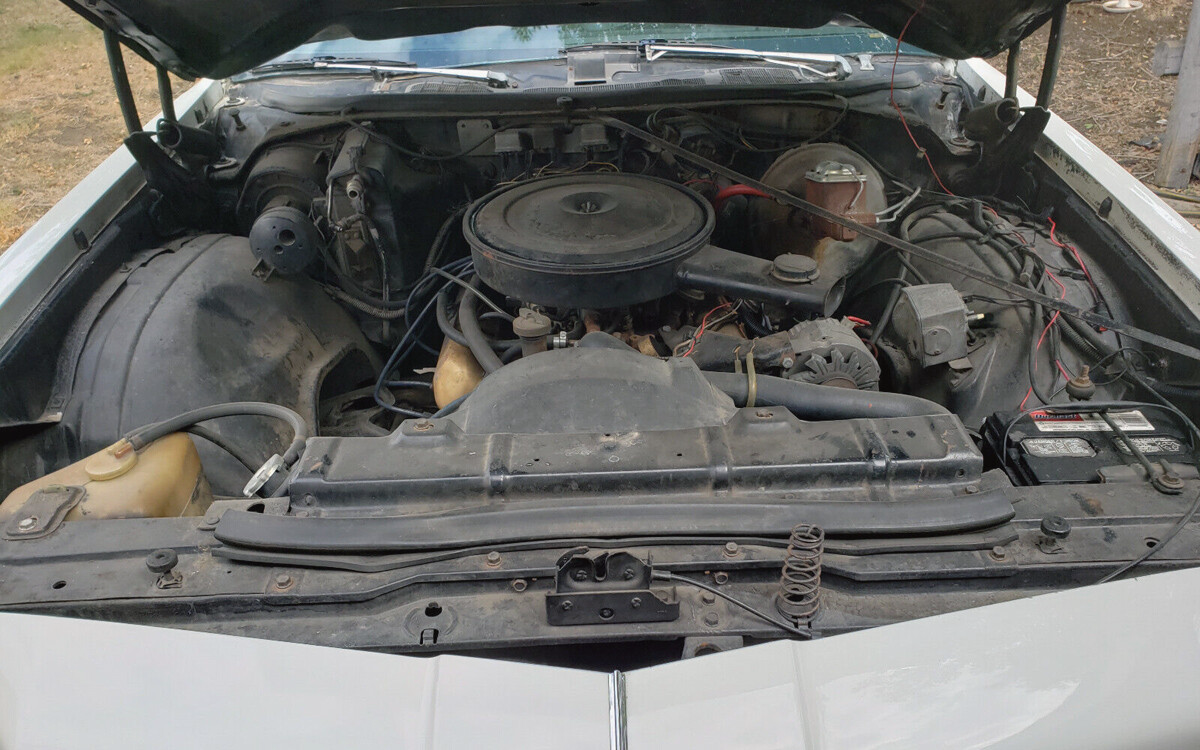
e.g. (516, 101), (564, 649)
(0, 0), (1196, 250)
(0, 0), (182, 249)
(991, 0), (1194, 183)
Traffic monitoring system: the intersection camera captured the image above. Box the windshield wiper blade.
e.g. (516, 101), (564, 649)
(247, 58), (512, 88)
(641, 43), (852, 80)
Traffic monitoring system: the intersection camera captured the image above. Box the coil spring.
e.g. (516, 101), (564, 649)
(774, 523), (824, 622)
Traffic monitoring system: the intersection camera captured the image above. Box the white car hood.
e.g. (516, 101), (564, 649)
(3, 566), (1200, 749)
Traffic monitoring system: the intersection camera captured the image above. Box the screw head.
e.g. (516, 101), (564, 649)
(511, 579), (528, 592)
(701, 591), (716, 604)
(599, 607), (614, 619)
(17, 516), (37, 530)
(965, 484), (980, 494)
(630, 597), (642, 608)
(713, 571), (730, 585)
(703, 612), (720, 626)
(274, 573), (293, 588)
(781, 356), (795, 369)
(989, 545), (1008, 560)
(560, 600), (574, 611)
(572, 568), (589, 581)
(622, 568), (636, 580)
(724, 541), (740, 556)
(414, 420), (433, 432)
(486, 551), (502, 566)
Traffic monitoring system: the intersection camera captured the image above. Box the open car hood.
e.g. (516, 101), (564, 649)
(63, 0), (1065, 80)
(5, 566), (1200, 747)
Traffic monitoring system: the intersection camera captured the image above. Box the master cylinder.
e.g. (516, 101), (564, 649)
(0, 433), (211, 529)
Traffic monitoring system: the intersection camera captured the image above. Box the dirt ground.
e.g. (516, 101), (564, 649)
(996, 0), (1196, 181)
(0, 0), (183, 249)
(0, 0), (1196, 250)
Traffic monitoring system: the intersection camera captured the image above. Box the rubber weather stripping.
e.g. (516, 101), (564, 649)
(593, 115), (1200, 363)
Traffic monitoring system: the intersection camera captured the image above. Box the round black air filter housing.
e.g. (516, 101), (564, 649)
(464, 174), (714, 308)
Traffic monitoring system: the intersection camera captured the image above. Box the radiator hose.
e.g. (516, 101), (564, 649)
(702, 371), (949, 419)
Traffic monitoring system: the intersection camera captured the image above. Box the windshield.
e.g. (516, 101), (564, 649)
(264, 23), (931, 69)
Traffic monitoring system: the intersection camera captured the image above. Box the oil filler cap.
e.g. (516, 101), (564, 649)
(771, 254), (819, 284)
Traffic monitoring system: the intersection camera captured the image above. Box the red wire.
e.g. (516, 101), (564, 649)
(1019, 270), (1070, 410)
(681, 301), (733, 357)
(846, 315), (872, 327)
(890, 5), (954, 196)
(1047, 216), (1099, 293)
(712, 184), (772, 212)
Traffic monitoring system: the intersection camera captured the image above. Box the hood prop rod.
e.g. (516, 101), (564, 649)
(594, 114), (1200, 363)
(1036, 2), (1069, 108)
(103, 29), (141, 136)
(1004, 41), (1020, 101)
(156, 65), (177, 124)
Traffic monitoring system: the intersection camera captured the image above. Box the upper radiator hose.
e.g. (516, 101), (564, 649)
(702, 371), (949, 419)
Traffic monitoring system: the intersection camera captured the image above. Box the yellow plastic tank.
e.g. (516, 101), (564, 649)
(0, 433), (212, 522)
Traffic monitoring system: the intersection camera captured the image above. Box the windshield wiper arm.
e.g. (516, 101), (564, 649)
(641, 43), (852, 80)
(248, 58), (512, 88)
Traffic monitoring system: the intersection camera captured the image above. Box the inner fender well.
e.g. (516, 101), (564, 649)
(62, 234), (378, 494)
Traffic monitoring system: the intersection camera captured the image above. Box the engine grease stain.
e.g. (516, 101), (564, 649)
(1073, 492), (1104, 516)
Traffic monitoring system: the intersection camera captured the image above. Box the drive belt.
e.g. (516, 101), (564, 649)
(595, 115), (1200, 363)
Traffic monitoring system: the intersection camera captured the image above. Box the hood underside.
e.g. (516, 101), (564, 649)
(65, 0), (1065, 80)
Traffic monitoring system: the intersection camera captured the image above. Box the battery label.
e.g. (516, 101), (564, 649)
(1021, 437), (1096, 457)
(1113, 436), (1185, 455)
(1030, 409), (1154, 433)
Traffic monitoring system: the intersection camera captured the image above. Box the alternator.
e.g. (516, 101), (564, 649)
(785, 319), (880, 390)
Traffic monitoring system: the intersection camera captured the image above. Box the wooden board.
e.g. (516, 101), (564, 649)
(1155, 0), (1200, 189)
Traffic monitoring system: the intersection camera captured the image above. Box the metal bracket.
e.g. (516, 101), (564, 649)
(3, 485), (84, 540)
(546, 551), (679, 626)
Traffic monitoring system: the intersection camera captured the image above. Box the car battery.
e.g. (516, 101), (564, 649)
(982, 407), (1193, 485)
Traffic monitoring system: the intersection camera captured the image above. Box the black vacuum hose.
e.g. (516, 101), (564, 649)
(458, 277), (505, 373)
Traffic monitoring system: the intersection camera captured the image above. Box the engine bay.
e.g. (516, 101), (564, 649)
(2, 69), (1200, 666)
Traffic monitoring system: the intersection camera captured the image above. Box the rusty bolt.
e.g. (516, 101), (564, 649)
(703, 612), (719, 626)
(274, 573), (293, 589)
(701, 591), (716, 604)
(486, 551), (502, 567)
(713, 571), (730, 585)
(17, 516), (37, 531)
(755, 410), (774, 419)
(560, 600), (574, 611)
(511, 579), (528, 592)
(989, 546), (1007, 561)
(723, 541), (740, 556)
(414, 420), (433, 432)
